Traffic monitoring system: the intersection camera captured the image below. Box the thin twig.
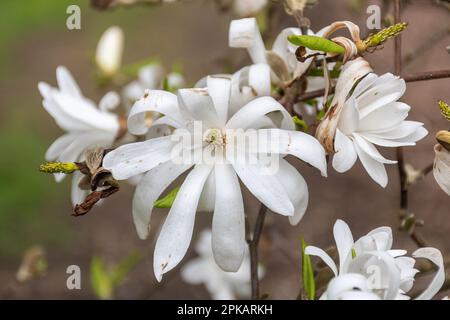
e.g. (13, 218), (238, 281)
(296, 70), (450, 102)
(248, 203), (268, 300)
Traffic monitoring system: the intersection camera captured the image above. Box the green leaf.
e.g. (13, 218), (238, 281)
(110, 251), (142, 287)
(154, 186), (180, 208)
(301, 237), (316, 300)
(288, 35), (345, 54)
(292, 116), (309, 133)
(351, 248), (357, 259)
(90, 256), (113, 300)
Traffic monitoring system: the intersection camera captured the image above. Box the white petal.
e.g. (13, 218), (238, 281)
(99, 91), (120, 112)
(52, 91), (119, 132)
(102, 136), (175, 180)
(178, 88), (221, 128)
(95, 26), (124, 76)
(45, 133), (78, 161)
(71, 171), (88, 207)
(232, 158), (294, 216)
(357, 102), (410, 132)
(353, 133), (397, 164)
(413, 248), (445, 300)
(333, 219), (354, 273)
(197, 171), (216, 212)
(138, 64), (164, 88)
(354, 141), (388, 187)
(226, 96), (294, 131)
(305, 246), (338, 276)
(253, 128), (327, 176)
(212, 164), (246, 272)
(127, 90), (182, 136)
(229, 64), (271, 117)
(132, 161), (191, 240)
(350, 73), (378, 99)
(207, 76), (231, 126)
(338, 98), (359, 135)
(276, 159), (309, 225)
(332, 129), (357, 173)
(326, 273), (372, 300)
(229, 18), (267, 64)
(356, 74), (406, 118)
(433, 144), (450, 195)
(180, 258), (207, 284)
(56, 66), (82, 98)
(153, 164), (213, 281)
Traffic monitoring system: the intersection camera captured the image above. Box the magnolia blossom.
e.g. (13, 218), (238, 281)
(433, 142), (450, 196)
(103, 75), (327, 281)
(181, 229), (263, 299)
(306, 219), (445, 300)
(38, 66), (121, 205)
(229, 17), (314, 84)
(123, 64), (185, 107)
(232, 0), (267, 18)
(95, 26), (124, 77)
(331, 72), (427, 187)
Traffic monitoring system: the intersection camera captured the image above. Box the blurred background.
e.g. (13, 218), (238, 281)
(0, 0), (449, 299)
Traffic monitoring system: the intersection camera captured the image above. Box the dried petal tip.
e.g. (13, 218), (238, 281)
(39, 162), (79, 174)
(436, 130), (450, 151)
(438, 100), (450, 121)
(359, 22), (408, 52)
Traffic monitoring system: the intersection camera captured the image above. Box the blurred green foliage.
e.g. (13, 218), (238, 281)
(0, 110), (68, 258)
(90, 251), (141, 299)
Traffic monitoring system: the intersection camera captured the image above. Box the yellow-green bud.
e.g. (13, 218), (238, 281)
(39, 162), (79, 174)
(438, 100), (450, 121)
(361, 22), (408, 52)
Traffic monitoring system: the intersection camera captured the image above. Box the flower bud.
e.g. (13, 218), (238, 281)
(95, 26), (124, 77)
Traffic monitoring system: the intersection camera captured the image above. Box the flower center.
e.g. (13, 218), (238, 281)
(203, 128), (226, 148)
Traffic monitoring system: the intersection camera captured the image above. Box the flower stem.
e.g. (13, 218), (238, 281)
(248, 203), (268, 300)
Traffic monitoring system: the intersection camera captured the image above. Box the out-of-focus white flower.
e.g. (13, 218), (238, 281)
(123, 64), (185, 140)
(232, 0), (267, 18)
(103, 74), (327, 281)
(229, 17), (314, 84)
(38, 66), (121, 205)
(330, 72), (427, 187)
(306, 219), (445, 300)
(96, 26), (124, 77)
(181, 229), (263, 299)
(433, 138), (450, 196)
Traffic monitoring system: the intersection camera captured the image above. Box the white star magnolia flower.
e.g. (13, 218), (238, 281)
(38, 66), (120, 205)
(181, 229), (263, 300)
(233, 0), (267, 18)
(332, 73), (428, 187)
(229, 17), (314, 84)
(95, 26), (124, 77)
(123, 64), (185, 107)
(306, 219), (445, 300)
(433, 143), (450, 196)
(103, 75), (327, 281)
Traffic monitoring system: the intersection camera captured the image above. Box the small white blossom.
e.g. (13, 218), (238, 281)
(332, 73), (428, 187)
(181, 229), (263, 300)
(95, 26), (124, 77)
(103, 74), (327, 281)
(306, 219), (445, 300)
(433, 143), (450, 195)
(229, 17), (314, 84)
(232, 0), (268, 18)
(38, 66), (120, 205)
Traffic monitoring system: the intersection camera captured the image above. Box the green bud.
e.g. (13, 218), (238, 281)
(360, 22), (408, 52)
(39, 162), (79, 174)
(438, 100), (450, 121)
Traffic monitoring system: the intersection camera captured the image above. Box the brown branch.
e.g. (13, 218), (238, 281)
(296, 70), (450, 102)
(248, 203), (268, 300)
